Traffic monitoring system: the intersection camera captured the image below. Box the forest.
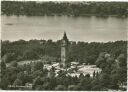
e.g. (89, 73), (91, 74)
(0, 40), (127, 90)
(1, 1), (128, 17)
(1, 40), (127, 64)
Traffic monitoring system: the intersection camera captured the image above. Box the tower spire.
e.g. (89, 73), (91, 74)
(63, 31), (68, 40)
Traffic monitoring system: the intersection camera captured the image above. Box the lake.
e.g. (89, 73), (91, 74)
(1, 15), (127, 42)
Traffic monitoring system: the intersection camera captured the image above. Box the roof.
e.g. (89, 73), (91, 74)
(63, 32), (68, 41)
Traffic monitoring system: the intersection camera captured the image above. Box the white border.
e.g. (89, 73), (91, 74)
(0, 0), (128, 92)
(1, 0), (128, 2)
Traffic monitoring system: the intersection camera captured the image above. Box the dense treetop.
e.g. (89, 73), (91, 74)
(1, 39), (127, 90)
(1, 40), (127, 65)
(0, 43), (127, 90)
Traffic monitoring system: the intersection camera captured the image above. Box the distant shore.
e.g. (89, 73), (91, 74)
(1, 1), (128, 18)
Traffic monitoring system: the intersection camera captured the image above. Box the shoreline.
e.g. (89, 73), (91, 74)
(1, 14), (128, 18)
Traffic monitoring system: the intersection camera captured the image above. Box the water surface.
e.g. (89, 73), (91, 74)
(1, 15), (127, 42)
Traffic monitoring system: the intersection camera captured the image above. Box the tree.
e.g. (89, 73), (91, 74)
(109, 73), (119, 89)
(2, 53), (16, 63)
(5, 66), (17, 85)
(99, 73), (110, 88)
(33, 76), (43, 86)
(55, 85), (66, 90)
(79, 73), (84, 79)
(13, 79), (22, 86)
(93, 71), (96, 78)
(117, 54), (126, 67)
(0, 76), (9, 89)
(34, 62), (44, 71)
(42, 82), (50, 90)
(116, 54), (127, 86)
(91, 84), (103, 91)
(1, 61), (6, 76)
(95, 52), (109, 70)
(35, 85), (43, 90)
(32, 70), (44, 78)
(23, 49), (39, 60)
(91, 78), (101, 91)
(79, 75), (92, 90)
(17, 71), (32, 85)
(68, 85), (77, 90)
(11, 61), (18, 67)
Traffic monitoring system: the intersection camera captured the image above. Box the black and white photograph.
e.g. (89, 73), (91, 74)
(0, 0), (127, 91)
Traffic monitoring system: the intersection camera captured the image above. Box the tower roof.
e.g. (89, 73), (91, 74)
(63, 32), (68, 40)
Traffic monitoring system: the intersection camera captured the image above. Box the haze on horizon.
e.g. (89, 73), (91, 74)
(1, 16), (127, 42)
